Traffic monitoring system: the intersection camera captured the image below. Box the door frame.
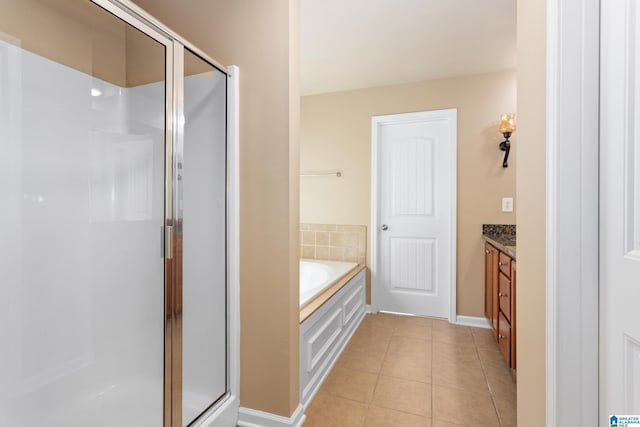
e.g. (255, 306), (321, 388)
(370, 109), (458, 323)
(546, 0), (600, 425)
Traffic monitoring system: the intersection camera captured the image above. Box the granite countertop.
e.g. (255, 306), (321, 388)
(482, 224), (516, 259)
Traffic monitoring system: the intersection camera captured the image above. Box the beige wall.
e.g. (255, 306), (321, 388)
(0, 0), (185, 88)
(516, 0), (546, 425)
(301, 70), (517, 316)
(1, 0), (128, 87)
(132, 0), (301, 417)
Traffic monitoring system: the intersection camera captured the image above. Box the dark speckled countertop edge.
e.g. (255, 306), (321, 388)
(482, 234), (517, 259)
(482, 224), (516, 259)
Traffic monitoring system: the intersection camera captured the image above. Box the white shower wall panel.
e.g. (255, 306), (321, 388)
(0, 38), (24, 410)
(0, 40), (166, 426)
(20, 43), (94, 387)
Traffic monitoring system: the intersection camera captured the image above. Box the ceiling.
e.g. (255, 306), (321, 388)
(300, 0), (517, 96)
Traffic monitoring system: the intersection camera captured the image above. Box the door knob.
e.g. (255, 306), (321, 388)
(381, 224), (388, 231)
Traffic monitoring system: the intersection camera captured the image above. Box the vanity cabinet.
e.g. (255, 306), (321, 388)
(484, 242), (517, 377)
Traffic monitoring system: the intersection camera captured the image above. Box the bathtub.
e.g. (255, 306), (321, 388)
(300, 259), (358, 307)
(299, 259), (366, 409)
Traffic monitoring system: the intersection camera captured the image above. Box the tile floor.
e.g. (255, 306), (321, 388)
(304, 312), (516, 427)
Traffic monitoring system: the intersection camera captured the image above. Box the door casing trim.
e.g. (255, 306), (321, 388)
(545, 0), (600, 425)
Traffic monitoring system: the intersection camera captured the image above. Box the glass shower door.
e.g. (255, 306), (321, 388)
(179, 47), (228, 426)
(0, 1), (168, 425)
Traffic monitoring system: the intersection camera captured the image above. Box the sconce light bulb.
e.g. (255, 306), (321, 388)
(499, 113), (516, 134)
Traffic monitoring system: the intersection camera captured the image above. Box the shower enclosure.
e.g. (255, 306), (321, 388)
(0, 1), (238, 426)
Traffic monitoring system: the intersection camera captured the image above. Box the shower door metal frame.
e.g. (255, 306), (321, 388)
(87, 1), (238, 426)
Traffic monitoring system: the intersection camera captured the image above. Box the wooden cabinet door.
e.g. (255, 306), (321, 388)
(499, 272), (511, 322)
(484, 243), (499, 336)
(511, 260), (516, 376)
(498, 311), (511, 365)
(499, 252), (511, 278)
(484, 243), (494, 321)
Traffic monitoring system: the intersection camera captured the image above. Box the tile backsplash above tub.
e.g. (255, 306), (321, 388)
(300, 223), (367, 264)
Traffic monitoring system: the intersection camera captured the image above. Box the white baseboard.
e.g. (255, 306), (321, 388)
(365, 304), (375, 313)
(237, 404), (305, 427)
(454, 315), (490, 329)
(191, 394), (238, 427)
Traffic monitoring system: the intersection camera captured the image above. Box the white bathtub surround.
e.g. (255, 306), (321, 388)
(299, 268), (367, 409)
(300, 259), (358, 307)
(299, 264), (366, 324)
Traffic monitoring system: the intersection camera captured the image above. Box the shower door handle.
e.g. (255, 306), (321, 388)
(162, 225), (174, 259)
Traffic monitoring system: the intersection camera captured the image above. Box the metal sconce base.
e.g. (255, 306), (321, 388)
(499, 132), (512, 168)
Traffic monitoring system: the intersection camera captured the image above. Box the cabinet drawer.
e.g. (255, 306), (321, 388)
(499, 272), (511, 322)
(499, 252), (511, 278)
(498, 311), (511, 365)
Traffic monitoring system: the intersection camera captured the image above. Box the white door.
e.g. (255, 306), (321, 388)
(600, 0), (640, 422)
(372, 109), (456, 319)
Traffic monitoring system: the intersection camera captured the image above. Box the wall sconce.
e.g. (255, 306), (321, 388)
(498, 113), (516, 168)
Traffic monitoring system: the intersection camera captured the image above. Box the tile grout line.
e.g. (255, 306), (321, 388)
(363, 318), (392, 426)
(472, 333), (505, 427)
(371, 317), (434, 421)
